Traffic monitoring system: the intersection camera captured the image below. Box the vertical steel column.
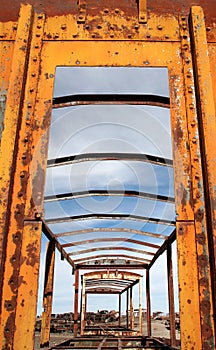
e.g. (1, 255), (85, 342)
(14, 221), (42, 349)
(167, 244), (176, 347)
(40, 241), (56, 348)
(139, 277), (142, 335)
(73, 269), (79, 337)
(130, 287), (134, 329)
(146, 270), (151, 336)
(118, 294), (121, 327)
(126, 289), (129, 328)
(190, 7), (216, 346)
(80, 276), (86, 335)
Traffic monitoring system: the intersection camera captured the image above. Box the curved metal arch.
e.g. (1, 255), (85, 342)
(74, 254), (151, 264)
(55, 227), (168, 239)
(47, 152), (173, 168)
(46, 213), (175, 226)
(68, 246), (155, 256)
(61, 237), (160, 249)
(44, 189), (175, 203)
(52, 94), (170, 109)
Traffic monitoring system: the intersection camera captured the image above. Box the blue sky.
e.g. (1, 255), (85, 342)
(37, 67), (179, 315)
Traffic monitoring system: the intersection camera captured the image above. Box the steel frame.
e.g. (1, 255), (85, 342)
(0, 1), (216, 349)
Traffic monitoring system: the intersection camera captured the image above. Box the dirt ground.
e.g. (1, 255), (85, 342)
(34, 319), (180, 349)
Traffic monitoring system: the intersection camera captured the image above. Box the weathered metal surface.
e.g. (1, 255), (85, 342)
(0, 1), (216, 348)
(1, 0), (216, 27)
(189, 8), (216, 347)
(40, 241), (55, 348)
(167, 244), (176, 347)
(146, 270), (151, 337)
(13, 221), (42, 349)
(176, 221), (202, 348)
(73, 269), (79, 337)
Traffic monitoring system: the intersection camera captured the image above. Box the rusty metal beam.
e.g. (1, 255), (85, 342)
(52, 94), (170, 109)
(146, 270), (151, 337)
(189, 6), (216, 343)
(46, 214), (175, 226)
(68, 246), (155, 257)
(47, 152), (173, 168)
(61, 238), (159, 250)
(42, 222), (74, 267)
(73, 269), (79, 337)
(55, 227), (168, 240)
(40, 240), (55, 348)
(44, 189), (175, 204)
(148, 229), (176, 268)
(74, 254), (151, 264)
(167, 244), (176, 347)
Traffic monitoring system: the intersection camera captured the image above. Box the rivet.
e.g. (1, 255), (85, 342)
(157, 25), (163, 30)
(36, 33), (41, 37)
(30, 88), (34, 93)
(181, 16), (186, 21)
(73, 34), (78, 38)
(196, 192), (201, 198)
(191, 121), (196, 127)
(134, 25), (139, 30)
(194, 157), (199, 161)
(189, 103), (194, 109)
(128, 34), (132, 38)
(78, 15), (84, 20)
(35, 212), (42, 219)
(61, 24), (67, 30)
(85, 25), (90, 30)
(9, 279), (14, 285)
(92, 34), (96, 38)
(110, 34), (114, 38)
(24, 138), (29, 143)
(192, 137), (197, 143)
(33, 57), (37, 62)
(18, 192), (23, 197)
(54, 34), (59, 38)
(165, 35), (169, 39)
(13, 25), (17, 30)
(182, 43), (189, 50)
(31, 73), (36, 77)
(182, 25), (187, 30)
(195, 173), (200, 179)
(115, 8), (120, 14)
(188, 87), (193, 93)
(97, 25), (102, 29)
(185, 58), (190, 63)
(37, 25), (41, 29)
(38, 14), (43, 19)
(206, 27), (211, 31)
(146, 34), (151, 38)
(27, 103), (32, 108)
(187, 72), (192, 78)
(5, 329), (10, 333)
(20, 172), (25, 178)
(104, 9), (109, 14)
(182, 34), (188, 39)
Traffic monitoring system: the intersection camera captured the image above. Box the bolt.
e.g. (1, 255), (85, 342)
(157, 25), (163, 30)
(27, 103), (32, 108)
(38, 14), (43, 19)
(35, 212), (42, 219)
(188, 87), (193, 93)
(20, 171), (25, 178)
(61, 24), (67, 30)
(192, 137), (197, 143)
(189, 103), (194, 109)
(206, 27), (211, 31)
(190, 121), (196, 127)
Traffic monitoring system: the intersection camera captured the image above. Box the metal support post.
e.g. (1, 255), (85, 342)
(130, 287), (134, 329)
(80, 276), (86, 335)
(167, 244), (176, 347)
(40, 241), (55, 348)
(126, 289), (129, 328)
(118, 294), (121, 327)
(139, 277), (143, 335)
(146, 270), (151, 336)
(73, 269), (79, 337)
